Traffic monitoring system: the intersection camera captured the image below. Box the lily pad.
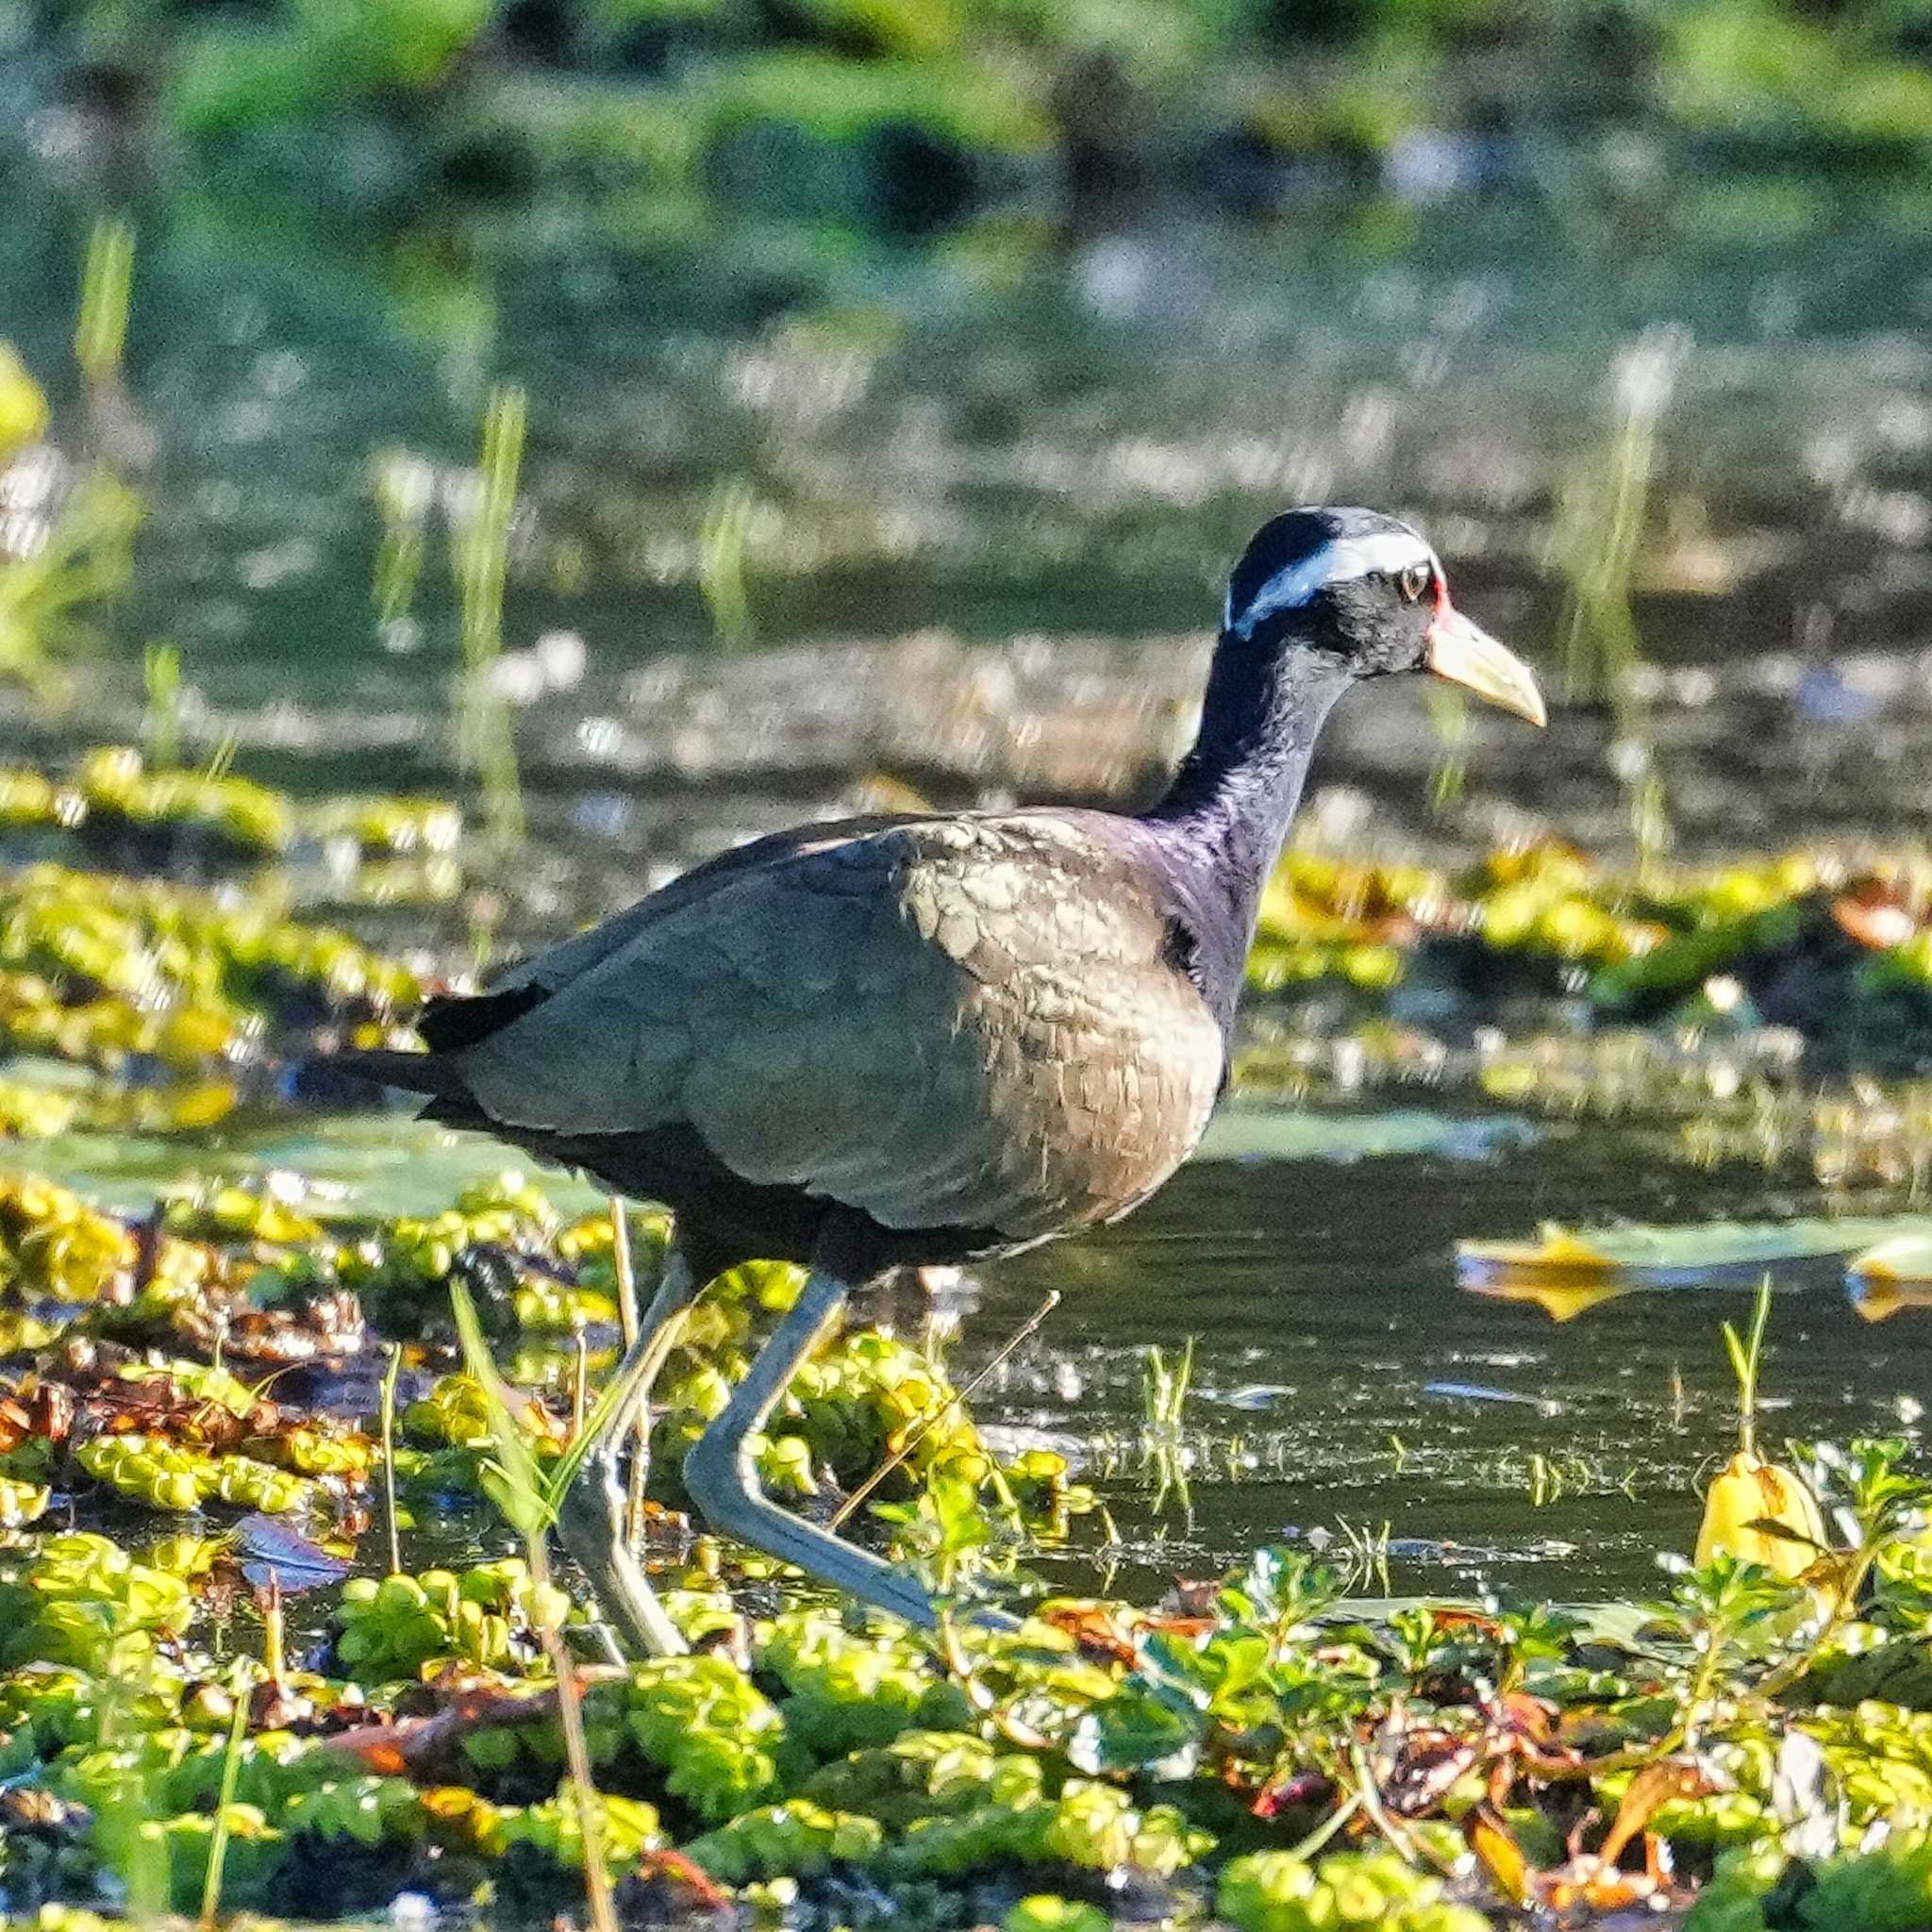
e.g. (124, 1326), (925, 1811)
(1460, 1215), (1932, 1288)
(1200, 1105), (1539, 1166)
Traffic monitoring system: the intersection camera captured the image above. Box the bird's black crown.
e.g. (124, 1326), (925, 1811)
(1224, 506), (1441, 676)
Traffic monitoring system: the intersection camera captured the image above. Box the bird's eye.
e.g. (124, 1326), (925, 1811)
(1399, 562), (1432, 606)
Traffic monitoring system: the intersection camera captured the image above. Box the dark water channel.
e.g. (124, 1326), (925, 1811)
(979, 1113), (1932, 1605)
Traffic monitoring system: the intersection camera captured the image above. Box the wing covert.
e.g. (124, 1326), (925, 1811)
(456, 816), (1223, 1241)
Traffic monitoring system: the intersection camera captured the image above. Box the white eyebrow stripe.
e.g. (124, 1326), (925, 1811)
(1227, 530), (1439, 638)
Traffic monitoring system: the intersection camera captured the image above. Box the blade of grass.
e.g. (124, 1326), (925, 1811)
(75, 215), (134, 391)
(453, 383), (526, 847)
(450, 1279), (617, 1932)
(1721, 1276), (1773, 1459)
(197, 1673), (252, 1928)
(450, 1278), (550, 1540)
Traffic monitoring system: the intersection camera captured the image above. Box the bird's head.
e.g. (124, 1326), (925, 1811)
(1224, 506), (1545, 726)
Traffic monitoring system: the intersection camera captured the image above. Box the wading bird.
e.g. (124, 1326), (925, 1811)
(335, 506), (1544, 1654)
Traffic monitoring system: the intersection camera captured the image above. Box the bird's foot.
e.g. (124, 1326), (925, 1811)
(557, 1441), (690, 1658)
(684, 1424), (939, 1631)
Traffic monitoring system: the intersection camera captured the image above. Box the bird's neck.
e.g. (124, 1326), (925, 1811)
(1142, 640), (1353, 1018)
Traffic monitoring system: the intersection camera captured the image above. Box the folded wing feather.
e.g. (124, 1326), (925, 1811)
(456, 816), (1224, 1241)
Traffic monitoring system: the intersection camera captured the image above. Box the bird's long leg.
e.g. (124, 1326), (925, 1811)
(683, 1269), (939, 1630)
(557, 1249), (702, 1658)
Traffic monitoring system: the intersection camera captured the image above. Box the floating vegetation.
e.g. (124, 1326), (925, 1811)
(0, 743), (459, 874)
(1236, 843), (1932, 1171)
(0, 858), (423, 1134)
(0, 485), (1926, 1924)
(3, 1362), (1932, 1927)
(0, 1113), (1927, 1926)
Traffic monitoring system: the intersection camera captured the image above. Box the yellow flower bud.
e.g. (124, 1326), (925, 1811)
(1695, 1451), (1826, 1580)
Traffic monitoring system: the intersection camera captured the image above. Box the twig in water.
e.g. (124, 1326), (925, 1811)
(379, 1341), (403, 1576)
(609, 1200), (651, 1547)
(1286, 1789), (1364, 1863)
(1349, 1739), (1426, 1869)
(831, 1289), (1059, 1531)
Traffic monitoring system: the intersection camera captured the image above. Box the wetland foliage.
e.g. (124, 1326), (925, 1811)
(0, 749), (1923, 1928)
(8, 19), (1932, 1919)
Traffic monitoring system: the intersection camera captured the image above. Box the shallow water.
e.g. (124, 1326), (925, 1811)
(981, 1113), (1932, 1604)
(8, 180), (1932, 898)
(26, 1096), (1930, 1607)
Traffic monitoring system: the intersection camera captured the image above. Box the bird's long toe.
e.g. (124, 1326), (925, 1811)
(684, 1421), (939, 1630)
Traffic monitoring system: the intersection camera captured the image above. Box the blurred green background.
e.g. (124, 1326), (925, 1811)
(20, 0), (1932, 240)
(6, 0), (1932, 891)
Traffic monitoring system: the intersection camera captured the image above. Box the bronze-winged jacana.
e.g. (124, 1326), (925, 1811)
(334, 506), (1544, 1654)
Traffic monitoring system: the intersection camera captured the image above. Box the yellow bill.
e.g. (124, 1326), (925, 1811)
(1426, 607), (1546, 726)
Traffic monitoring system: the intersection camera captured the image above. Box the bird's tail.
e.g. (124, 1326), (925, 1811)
(323, 1046), (471, 1101)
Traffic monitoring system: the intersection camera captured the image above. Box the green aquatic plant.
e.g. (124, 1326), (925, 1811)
(74, 217), (135, 398)
(453, 383), (527, 849)
(697, 477), (756, 650)
(141, 644), (183, 769)
(1141, 1334), (1194, 1517)
(1218, 1847), (1490, 1932)
(0, 470), (144, 692)
(332, 1558), (571, 1681)
(762, 1608), (973, 1757)
(1553, 331), (1681, 885)
(1695, 1279), (1828, 1584)
(196, 1670), (252, 1928)
(168, 0), (492, 137)
(683, 1798), (884, 1881)
(378, 1340), (403, 1575)
(622, 1650), (790, 1820)
(448, 1277), (618, 1932)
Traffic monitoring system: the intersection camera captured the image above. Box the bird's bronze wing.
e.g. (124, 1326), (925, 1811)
(455, 814), (1224, 1241)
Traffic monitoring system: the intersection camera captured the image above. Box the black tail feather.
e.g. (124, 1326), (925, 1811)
(324, 1047), (474, 1102)
(418, 983), (547, 1052)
